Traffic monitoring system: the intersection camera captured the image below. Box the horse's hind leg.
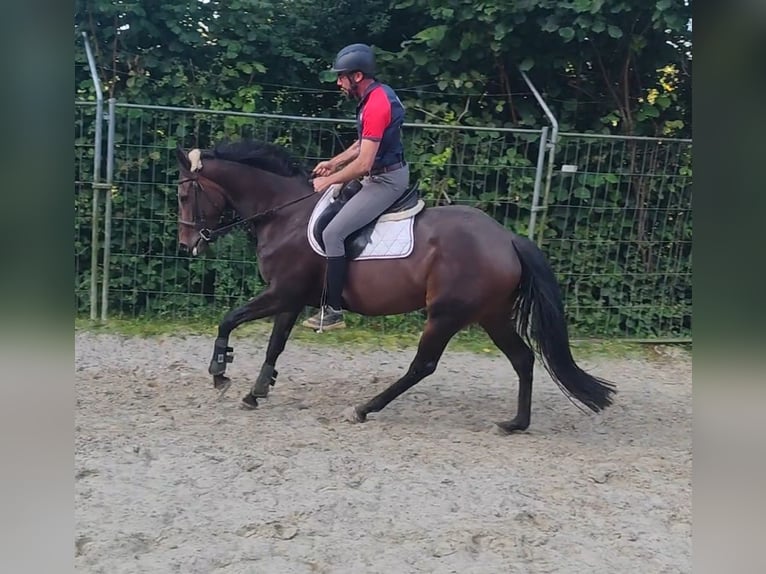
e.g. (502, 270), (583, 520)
(480, 317), (534, 433)
(349, 310), (466, 422)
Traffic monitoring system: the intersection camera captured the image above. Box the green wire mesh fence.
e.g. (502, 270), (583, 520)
(75, 102), (691, 339)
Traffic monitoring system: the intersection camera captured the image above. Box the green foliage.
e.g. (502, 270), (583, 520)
(74, 0), (692, 339)
(389, 0), (691, 136)
(76, 0), (690, 135)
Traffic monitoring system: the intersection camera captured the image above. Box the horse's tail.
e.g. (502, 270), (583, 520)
(510, 234), (616, 412)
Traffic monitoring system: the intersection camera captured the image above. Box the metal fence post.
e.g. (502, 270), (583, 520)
(536, 130), (559, 245)
(82, 32), (103, 320)
(528, 126), (548, 239)
(101, 98), (116, 321)
(519, 69), (559, 244)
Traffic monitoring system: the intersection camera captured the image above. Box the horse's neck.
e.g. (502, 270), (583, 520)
(211, 161), (311, 215)
(208, 161), (318, 257)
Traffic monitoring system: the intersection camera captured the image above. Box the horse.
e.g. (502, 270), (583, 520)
(175, 139), (616, 433)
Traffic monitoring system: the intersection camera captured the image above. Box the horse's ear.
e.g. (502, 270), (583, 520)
(175, 145), (191, 170)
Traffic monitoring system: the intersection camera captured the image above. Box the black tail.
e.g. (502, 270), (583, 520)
(510, 235), (616, 412)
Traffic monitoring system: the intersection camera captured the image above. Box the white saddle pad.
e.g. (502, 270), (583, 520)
(307, 186), (423, 261)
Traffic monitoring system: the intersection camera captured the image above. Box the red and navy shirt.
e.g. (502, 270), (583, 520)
(356, 82), (405, 171)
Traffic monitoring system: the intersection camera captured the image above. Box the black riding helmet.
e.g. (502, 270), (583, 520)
(331, 43), (376, 77)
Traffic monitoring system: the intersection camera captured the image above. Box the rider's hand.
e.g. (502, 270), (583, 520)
(312, 176), (332, 193)
(312, 160), (335, 177)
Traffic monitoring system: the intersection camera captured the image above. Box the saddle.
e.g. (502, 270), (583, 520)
(312, 179), (422, 260)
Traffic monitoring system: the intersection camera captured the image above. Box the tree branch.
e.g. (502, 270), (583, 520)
(496, 60), (518, 124)
(622, 51), (633, 133)
(589, 38), (625, 126)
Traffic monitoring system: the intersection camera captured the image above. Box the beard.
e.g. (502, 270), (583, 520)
(340, 80), (362, 100)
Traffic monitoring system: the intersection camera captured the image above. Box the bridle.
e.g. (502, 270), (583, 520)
(177, 174), (316, 244)
(177, 176), (232, 242)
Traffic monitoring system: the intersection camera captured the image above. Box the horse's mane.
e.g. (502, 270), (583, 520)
(204, 140), (307, 178)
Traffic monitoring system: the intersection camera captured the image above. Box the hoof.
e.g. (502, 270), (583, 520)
(240, 393), (259, 410)
(342, 406), (367, 424)
(213, 375), (231, 392)
(494, 419), (530, 435)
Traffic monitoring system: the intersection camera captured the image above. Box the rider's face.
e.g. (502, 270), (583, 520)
(336, 72), (361, 98)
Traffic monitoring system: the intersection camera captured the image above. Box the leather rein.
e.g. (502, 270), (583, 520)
(178, 175), (315, 243)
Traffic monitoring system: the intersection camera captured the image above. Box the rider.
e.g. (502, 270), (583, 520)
(302, 43), (409, 331)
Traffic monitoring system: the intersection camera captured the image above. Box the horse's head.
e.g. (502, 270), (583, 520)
(176, 140), (315, 255)
(175, 147), (229, 256)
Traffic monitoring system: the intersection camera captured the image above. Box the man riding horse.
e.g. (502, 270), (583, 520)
(304, 43), (410, 331)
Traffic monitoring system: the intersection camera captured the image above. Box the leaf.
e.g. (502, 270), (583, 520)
(644, 105), (660, 118)
(574, 15), (592, 29)
(541, 16), (558, 33)
(494, 22), (509, 41)
(318, 69), (335, 83)
(519, 58), (534, 72)
(559, 27), (575, 41)
(412, 50), (428, 65)
(637, 104), (661, 121)
(415, 25), (448, 43)
(608, 25), (623, 38)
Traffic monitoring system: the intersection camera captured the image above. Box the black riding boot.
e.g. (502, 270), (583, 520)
(325, 256), (347, 310)
(302, 256), (347, 331)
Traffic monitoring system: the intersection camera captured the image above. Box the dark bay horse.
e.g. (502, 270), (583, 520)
(176, 140), (615, 432)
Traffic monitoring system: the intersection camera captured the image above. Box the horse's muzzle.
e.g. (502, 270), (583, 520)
(178, 235), (208, 257)
(191, 237), (208, 256)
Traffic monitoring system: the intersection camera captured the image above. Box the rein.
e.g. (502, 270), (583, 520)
(179, 175), (316, 242)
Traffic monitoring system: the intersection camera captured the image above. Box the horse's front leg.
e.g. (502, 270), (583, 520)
(208, 288), (288, 392)
(241, 309), (302, 409)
